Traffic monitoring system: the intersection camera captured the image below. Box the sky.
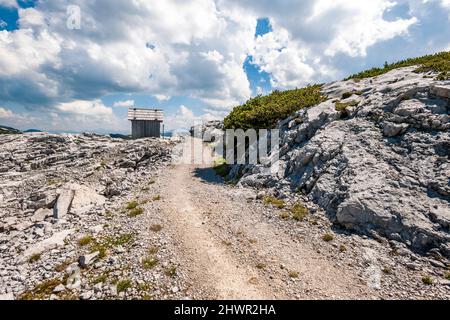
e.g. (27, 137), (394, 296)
(0, 0), (449, 133)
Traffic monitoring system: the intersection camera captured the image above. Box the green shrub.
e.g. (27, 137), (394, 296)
(322, 233), (334, 242)
(291, 203), (309, 221)
(347, 51), (450, 80)
(224, 85), (326, 130)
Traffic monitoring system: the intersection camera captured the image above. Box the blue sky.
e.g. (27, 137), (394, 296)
(0, 0), (449, 133)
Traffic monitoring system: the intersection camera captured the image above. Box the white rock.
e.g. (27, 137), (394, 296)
(53, 284), (66, 293)
(78, 251), (100, 269)
(31, 208), (52, 223)
(0, 293), (14, 300)
(53, 189), (75, 219)
(21, 229), (74, 262)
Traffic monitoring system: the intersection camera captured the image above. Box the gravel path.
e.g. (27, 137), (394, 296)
(153, 141), (373, 299)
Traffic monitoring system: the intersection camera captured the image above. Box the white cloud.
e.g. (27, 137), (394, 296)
(113, 100), (134, 108)
(154, 94), (171, 102)
(165, 105), (222, 130)
(56, 99), (114, 117)
(0, 107), (14, 118)
(0, 0), (447, 131)
(315, 0), (418, 57)
(0, 0), (254, 111)
(0, 20), (7, 28)
(0, 0), (18, 8)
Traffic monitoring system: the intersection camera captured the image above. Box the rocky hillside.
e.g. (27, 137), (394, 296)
(0, 133), (182, 300)
(0, 126), (21, 135)
(228, 65), (449, 260)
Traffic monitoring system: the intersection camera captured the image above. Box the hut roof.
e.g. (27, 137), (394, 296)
(128, 108), (164, 122)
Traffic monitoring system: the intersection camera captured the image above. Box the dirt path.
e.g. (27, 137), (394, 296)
(158, 139), (375, 300)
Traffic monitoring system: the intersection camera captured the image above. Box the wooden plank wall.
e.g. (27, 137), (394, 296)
(131, 120), (161, 139)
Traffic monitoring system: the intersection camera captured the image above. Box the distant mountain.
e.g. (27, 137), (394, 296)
(109, 133), (132, 140)
(24, 129), (43, 133)
(0, 125), (22, 135)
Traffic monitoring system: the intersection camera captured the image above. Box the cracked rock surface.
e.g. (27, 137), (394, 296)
(235, 67), (450, 259)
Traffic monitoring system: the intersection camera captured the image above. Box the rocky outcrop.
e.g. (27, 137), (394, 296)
(0, 133), (176, 299)
(190, 121), (224, 142)
(234, 67), (450, 258)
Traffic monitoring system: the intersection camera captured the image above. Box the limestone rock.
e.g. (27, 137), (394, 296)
(53, 189), (75, 220)
(21, 229), (74, 262)
(236, 67), (450, 258)
(31, 208), (52, 223)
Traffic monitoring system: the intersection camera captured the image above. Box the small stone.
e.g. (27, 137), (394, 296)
(171, 286), (179, 294)
(0, 293), (14, 300)
(78, 251), (100, 269)
(53, 284), (66, 293)
(80, 291), (94, 300)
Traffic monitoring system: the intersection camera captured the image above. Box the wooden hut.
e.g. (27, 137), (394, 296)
(128, 108), (164, 139)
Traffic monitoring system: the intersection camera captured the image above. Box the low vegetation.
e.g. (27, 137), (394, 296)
(224, 85), (326, 130)
(18, 278), (62, 300)
(322, 233), (334, 242)
(347, 51), (450, 80)
(256, 263), (267, 270)
(150, 224), (163, 232)
(422, 275), (433, 285)
(288, 271), (299, 279)
(78, 235), (94, 247)
(291, 203), (308, 221)
(89, 233), (135, 259)
(128, 207), (144, 217)
(335, 100), (359, 112)
(117, 279), (133, 293)
(264, 196), (286, 209)
(28, 253), (41, 264)
(126, 201), (139, 210)
(165, 266), (177, 277)
(142, 256), (159, 270)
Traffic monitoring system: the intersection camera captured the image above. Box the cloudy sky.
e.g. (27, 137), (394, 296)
(0, 0), (449, 133)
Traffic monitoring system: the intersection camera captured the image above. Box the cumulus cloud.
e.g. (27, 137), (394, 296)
(165, 105), (222, 130)
(113, 100), (135, 108)
(0, 0), (447, 131)
(56, 99), (114, 116)
(0, 0), (254, 112)
(0, 106), (14, 118)
(0, 0), (18, 8)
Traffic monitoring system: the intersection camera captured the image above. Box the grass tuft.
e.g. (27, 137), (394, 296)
(126, 201), (139, 210)
(128, 207), (144, 217)
(142, 256), (159, 270)
(28, 253), (41, 264)
(78, 235), (94, 247)
(322, 233), (334, 242)
(264, 196), (286, 209)
(291, 203), (309, 221)
(117, 279), (132, 293)
(150, 224), (163, 233)
(422, 275), (433, 285)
